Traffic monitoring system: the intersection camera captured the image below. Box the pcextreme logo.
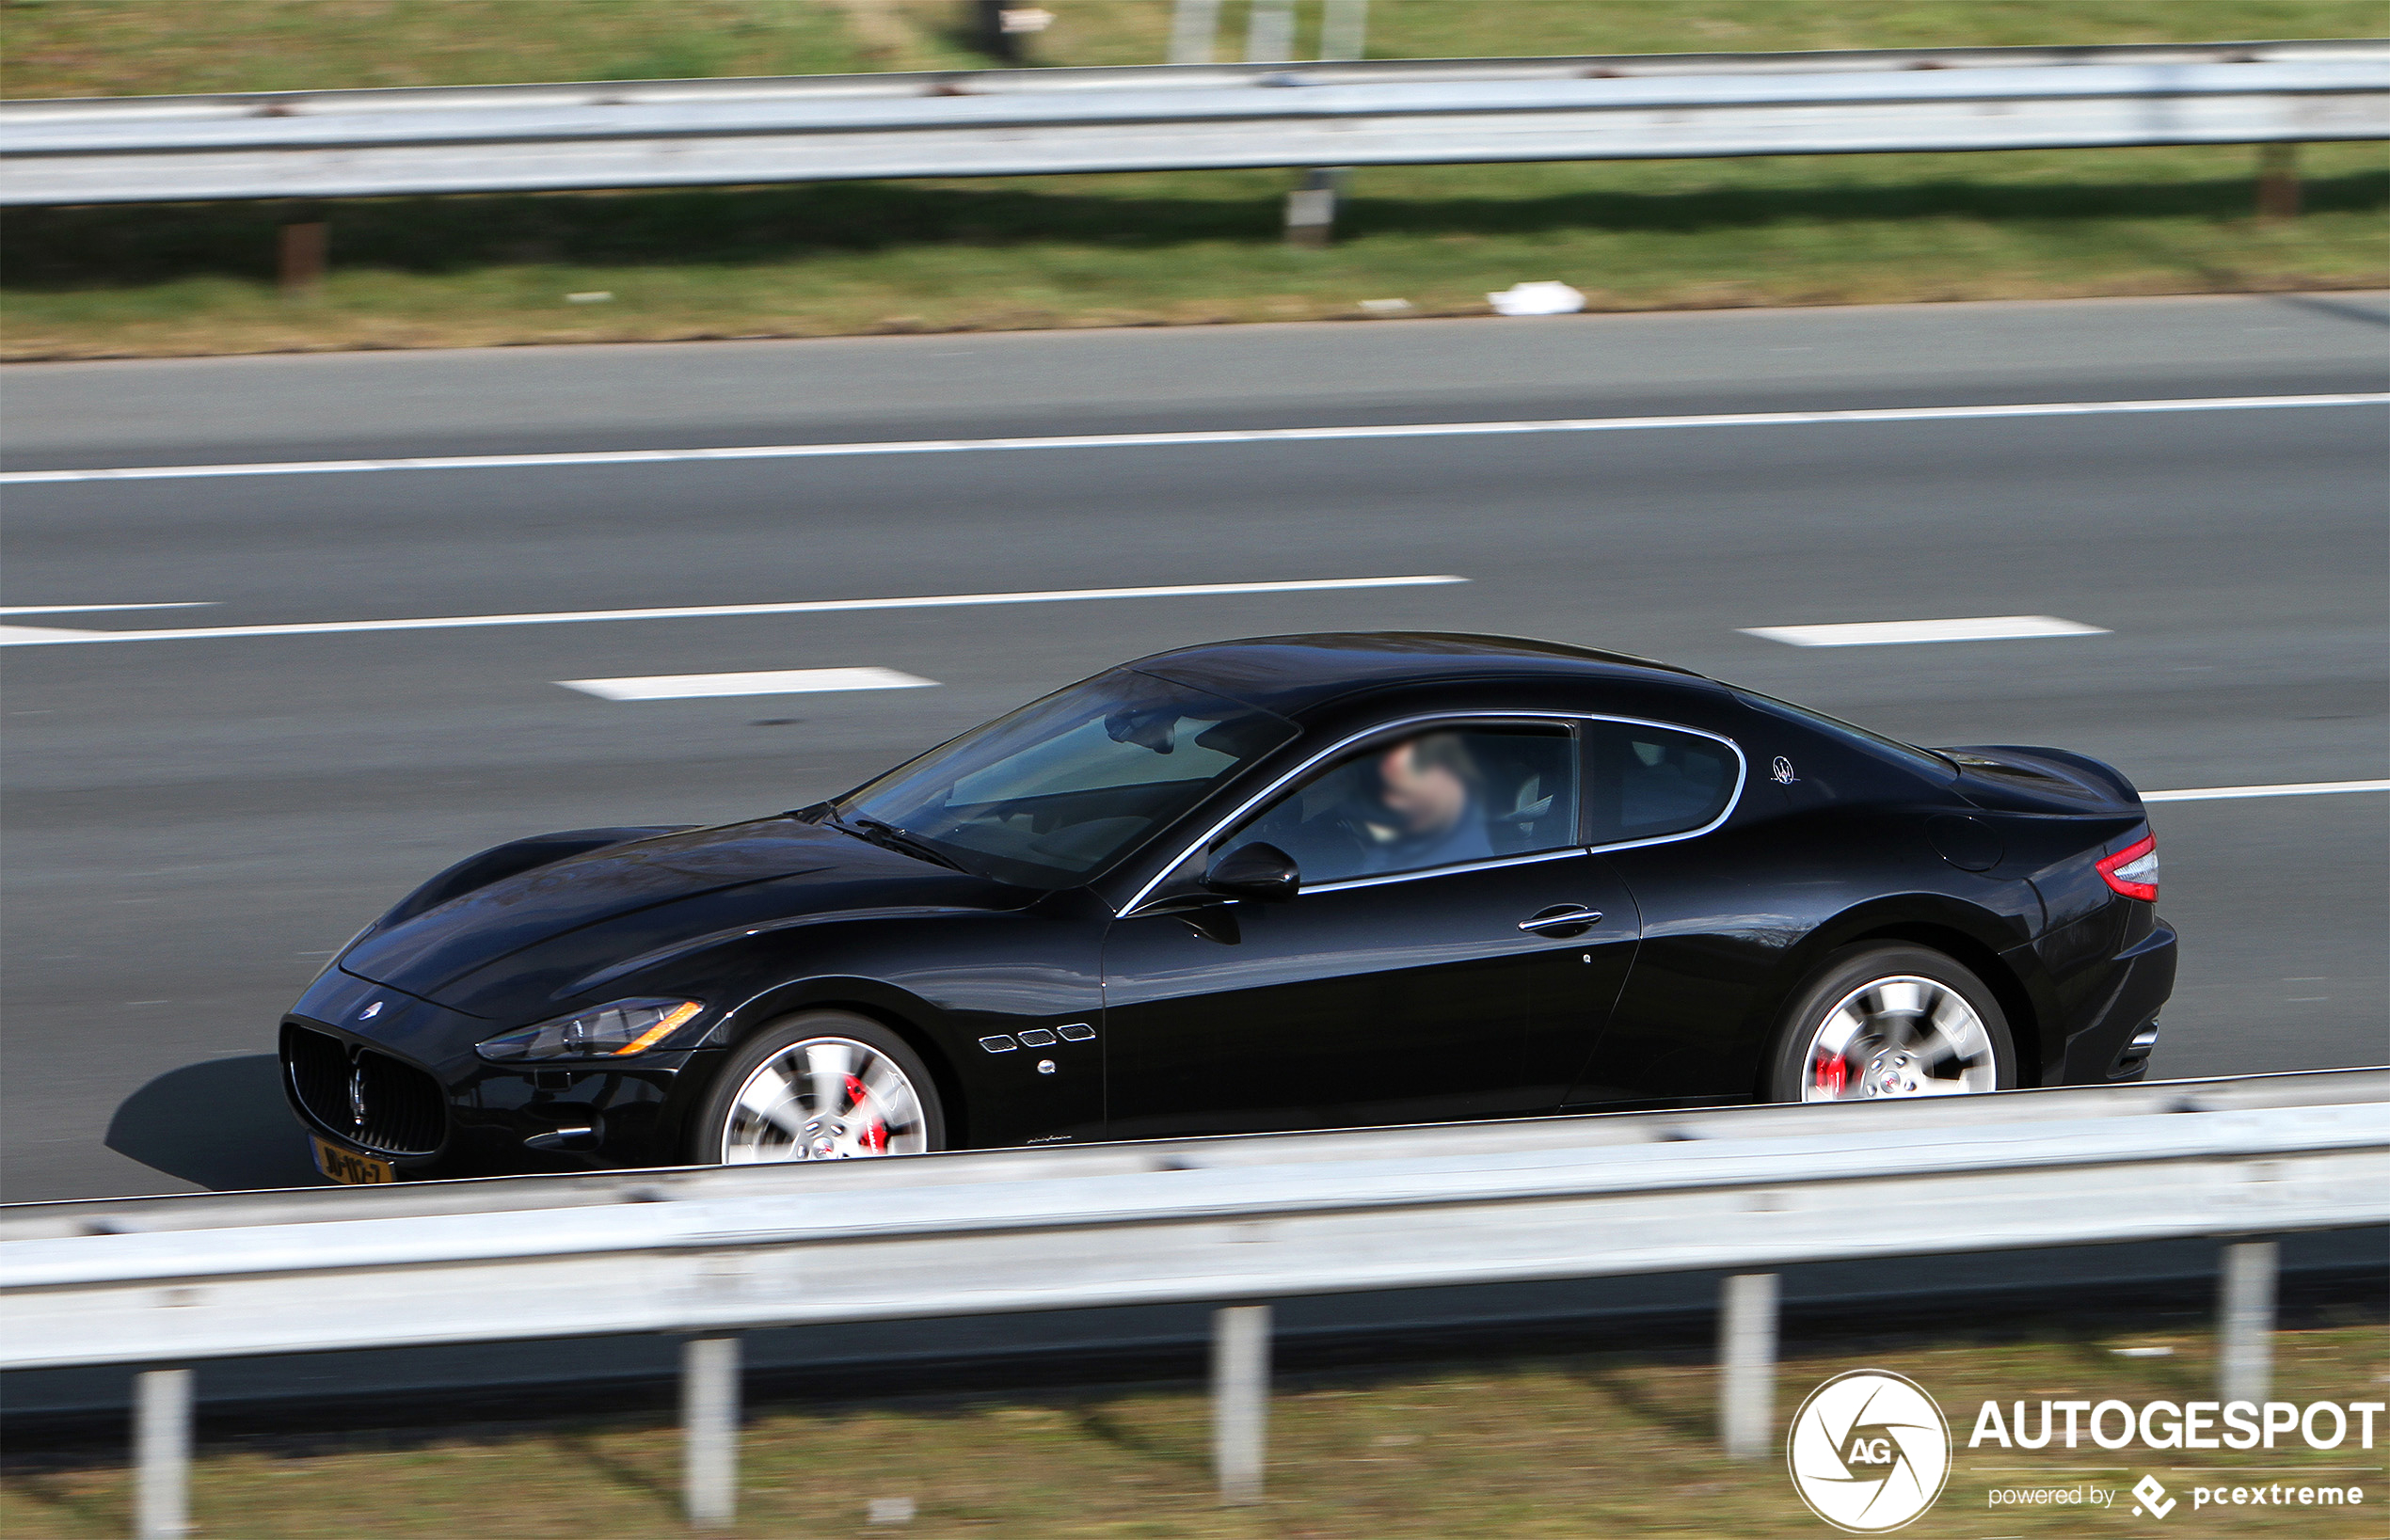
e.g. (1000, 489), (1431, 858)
(1788, 1370), (1953, 1532)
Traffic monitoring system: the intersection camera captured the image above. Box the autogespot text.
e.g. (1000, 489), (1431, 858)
(1969, 1397), (2384, 1451)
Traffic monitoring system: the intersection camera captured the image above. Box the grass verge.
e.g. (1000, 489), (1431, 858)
(4, 1318), (2384, 1537)
(5, 144), (2384, 360)
(7, 3), (2387, 98)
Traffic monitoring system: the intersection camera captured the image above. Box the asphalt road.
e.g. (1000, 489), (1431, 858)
(4, 293), (2384, 1203)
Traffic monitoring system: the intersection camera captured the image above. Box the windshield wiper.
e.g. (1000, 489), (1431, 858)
(828, 813), (969, 873)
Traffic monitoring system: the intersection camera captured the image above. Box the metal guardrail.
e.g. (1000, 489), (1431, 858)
(9, 1065), (2373, 1239)
(5, 1070), (2387, 1534)
(2, 41), (2384, 206)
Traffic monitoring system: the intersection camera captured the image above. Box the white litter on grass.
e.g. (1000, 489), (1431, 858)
(1488, 281), (1585, 316)
(868, 1497), (918, 1524)
(2111, 1345), (2176, 1357)
(1360, 297), (1412, 313)
(565, 292), (614, 304)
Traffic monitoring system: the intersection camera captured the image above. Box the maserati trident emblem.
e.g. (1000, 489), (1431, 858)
(347, 1063), (369, 1130)
(1772, 756), (1799, 786)
(358, 1000), (384, 1021)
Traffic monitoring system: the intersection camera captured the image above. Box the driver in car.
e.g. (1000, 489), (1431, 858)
(1361, 733), (1492, 873)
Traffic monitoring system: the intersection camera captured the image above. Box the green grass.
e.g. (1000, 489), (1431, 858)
(5, 144), (2382, 359)
(1, 3), (2382, 359)
(0, 1), (903, 99)
(6, 2), (2384, 97)
(4, 1319), (2383, 1537)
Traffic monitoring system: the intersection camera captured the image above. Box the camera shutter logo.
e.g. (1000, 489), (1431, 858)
(1788, 1370), (1952, 1532)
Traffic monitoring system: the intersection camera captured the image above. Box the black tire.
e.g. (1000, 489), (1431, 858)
(686, 1009), (948, 1165)
(1761, 944), (2016, 1103)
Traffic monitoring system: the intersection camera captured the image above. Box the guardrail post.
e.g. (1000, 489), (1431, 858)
(134, 1366), (192, 1540)
(1167, 0), (1221, 64)
(277, 220), (327, 300)
(681, 1334), (741, 1529)
(2219, 1240), (2277, 1405)
(1212, 1304), (1271, 1504)
(1284, 0), (1365, 247)
(2257, 143), (2301, 219)
(1322, 0), (1369, 63)
(1719, 1273), (1779, 1458)
(1244, 0), (1294, 64)
(1285, 167), (1344, 246)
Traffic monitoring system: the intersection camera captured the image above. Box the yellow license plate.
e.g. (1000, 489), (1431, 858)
(311, 1135), (395, 1184)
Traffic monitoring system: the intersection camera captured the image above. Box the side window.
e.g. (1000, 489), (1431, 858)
(1583, 721), (1738, 846)
(1228, 724), (1577, 887)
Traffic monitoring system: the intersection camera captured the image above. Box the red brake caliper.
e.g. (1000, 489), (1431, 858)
(1813, 1053), (1848, 1097)
(846, 1073), (888, 1153)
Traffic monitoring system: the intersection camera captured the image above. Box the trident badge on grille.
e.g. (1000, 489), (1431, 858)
(347, 1062), (369, 1130)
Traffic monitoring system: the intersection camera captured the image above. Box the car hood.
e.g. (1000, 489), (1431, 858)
(340, 818), (1027, 1011)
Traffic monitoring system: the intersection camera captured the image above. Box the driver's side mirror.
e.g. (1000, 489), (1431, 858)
(1205, 841), (1300, 902)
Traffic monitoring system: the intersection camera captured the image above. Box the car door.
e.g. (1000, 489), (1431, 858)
(1554, 716), (1772, 1110)
(1100, 718), (1641, 1138)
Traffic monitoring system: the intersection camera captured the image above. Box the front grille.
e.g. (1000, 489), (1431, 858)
(282, 1023), (447, 1155)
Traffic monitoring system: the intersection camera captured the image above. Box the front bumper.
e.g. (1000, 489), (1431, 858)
(280, 967), (708, 1177)
(2056, 913), (2178, 1084)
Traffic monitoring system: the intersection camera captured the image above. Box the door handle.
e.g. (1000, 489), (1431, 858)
(1519, 905), (1603, 936)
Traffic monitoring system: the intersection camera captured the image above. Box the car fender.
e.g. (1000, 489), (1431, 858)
(1750, 893), (2049, 1080)
(661, 904), (1108, 1151)
(709, 972), (951, 1055)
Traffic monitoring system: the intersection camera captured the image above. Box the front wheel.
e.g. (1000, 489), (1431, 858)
(688, 1010), (947, 1164)
(1763, 944), (2015, 1103)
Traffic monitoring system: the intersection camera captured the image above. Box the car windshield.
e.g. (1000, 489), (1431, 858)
(834, 670), (1296, 887)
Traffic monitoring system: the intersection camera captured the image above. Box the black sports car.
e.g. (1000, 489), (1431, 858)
(282, 633), (2175, 1183)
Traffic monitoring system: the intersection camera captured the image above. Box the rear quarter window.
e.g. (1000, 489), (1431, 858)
(1584, 721), (1740, 845)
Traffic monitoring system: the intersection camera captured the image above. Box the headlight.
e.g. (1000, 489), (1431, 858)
(475, 998), (705, 1063)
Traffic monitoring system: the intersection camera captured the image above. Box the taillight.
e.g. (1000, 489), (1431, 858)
(2097, 833), (2159, 901)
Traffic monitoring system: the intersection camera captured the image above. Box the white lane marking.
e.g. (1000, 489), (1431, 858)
(0, 602), (216, 615)
(0, 575), (1465, 647)
(2145, 778), (2390, 802)
(0, 623), (107, 643)
(561, 667), (937, 701)
(3, 392), (2381, 485)
(1741, 615), (2110, 647)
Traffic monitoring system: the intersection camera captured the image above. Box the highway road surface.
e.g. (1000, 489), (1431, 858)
(4, 293), (2384, 1202)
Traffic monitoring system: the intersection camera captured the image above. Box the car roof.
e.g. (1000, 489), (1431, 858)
(1129, 632), (1713, 718)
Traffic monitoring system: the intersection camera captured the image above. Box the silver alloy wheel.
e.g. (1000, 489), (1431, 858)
(1799, 975), (1998, 1102)
(718, 1035), (930, 1163)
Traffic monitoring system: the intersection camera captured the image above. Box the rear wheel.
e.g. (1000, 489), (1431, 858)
(689, 1011), (946, 1164)
(1763, 945), (2015, 1103)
